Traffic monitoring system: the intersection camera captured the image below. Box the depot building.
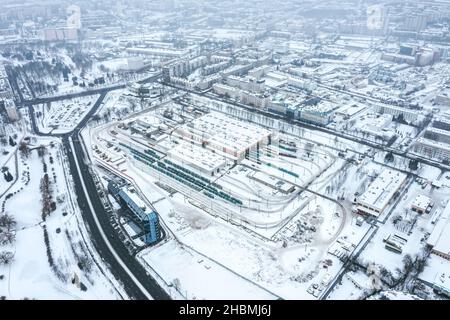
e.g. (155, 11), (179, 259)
(173, 112), (272, 161)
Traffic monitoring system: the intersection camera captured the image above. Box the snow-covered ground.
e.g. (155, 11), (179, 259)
(0, 135), (126, 299)
(139, 240), (278, 300)
(81, 102), (383, 300)
(33, 95), (99, 134)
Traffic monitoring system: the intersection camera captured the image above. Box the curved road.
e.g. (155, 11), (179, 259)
(27, 91), (170, 300)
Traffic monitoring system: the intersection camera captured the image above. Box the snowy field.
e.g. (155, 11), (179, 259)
(0, 135), (126, 299)
(139, 240), (279, 300)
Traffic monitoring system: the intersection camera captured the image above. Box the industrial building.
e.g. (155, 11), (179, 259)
(173, 112), (272, 161)
(167, 142), (227, 176)
(427, 201), (450, 261)
(355, 169), (407, 217)
(108, 181), (161, 244)
(411, 194), (432, 214)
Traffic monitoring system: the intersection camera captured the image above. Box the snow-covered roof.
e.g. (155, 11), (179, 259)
(175, 112), (271, 155)
(411, 194), (431, 211)
(168, 141), (226, 173)
(416, 137), (450, 152)
(428, 201), (450, 255)
(357, 170), (407, 215)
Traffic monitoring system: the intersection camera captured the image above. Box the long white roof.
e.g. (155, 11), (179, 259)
(358, 169), (407, 212)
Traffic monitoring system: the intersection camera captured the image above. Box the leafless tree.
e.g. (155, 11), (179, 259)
(0, 251), (14, 265)
(0, 231), (15, 245)
(0, 213), (16, 231)
(37, 145), (47, 158)
(19, 141), (30, 158)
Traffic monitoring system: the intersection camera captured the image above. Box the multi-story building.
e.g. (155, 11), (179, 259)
(402, 14), (428, 32)
(225, 76), (265, 93)
(432, 118), (450, 131)
(298, 100), (338, 126)
(108, 182), (161, 244)
(374, 104), (418, 122)
(413, 137), (450, 163)
(423, 127), (450, 145)
(39, 27), (79, 41)
(413, 119), (450, 162)
(5, 103), (19, 121)
(213, 83), (269, 109)
(436, 88), (450, 107)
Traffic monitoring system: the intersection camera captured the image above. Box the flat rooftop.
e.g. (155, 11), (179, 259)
(168, 141), (227, 172)
(428, 201), (450, 255)
(427, 126), (450, 136)
(176, 112), (271, 154)
(301, 100), (337, 114)
(416, 137), (450, 152)
(358, 169), (407, 213)
(411, 194), (431, 210)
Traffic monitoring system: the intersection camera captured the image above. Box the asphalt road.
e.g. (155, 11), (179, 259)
(64, 134), (170, 300)
(17, 72), (161, 107)
(26, 89), (170, 300)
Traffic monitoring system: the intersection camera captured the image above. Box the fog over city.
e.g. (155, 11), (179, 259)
(0, 0), (449, 303)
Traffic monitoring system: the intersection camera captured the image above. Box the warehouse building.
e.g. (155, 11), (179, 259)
(173, 112), (272, 161)
(427, 201), (450, 261)
(355, 169), (407, 217)
(167, 142), (227, 176)
(411, 194), (432, 214)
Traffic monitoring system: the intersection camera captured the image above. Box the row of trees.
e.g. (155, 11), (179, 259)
(384, 151), (420, 171)
(0, 213), (16, 265)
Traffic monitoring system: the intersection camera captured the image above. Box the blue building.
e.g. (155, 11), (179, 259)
(108, 182), (160, 244)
